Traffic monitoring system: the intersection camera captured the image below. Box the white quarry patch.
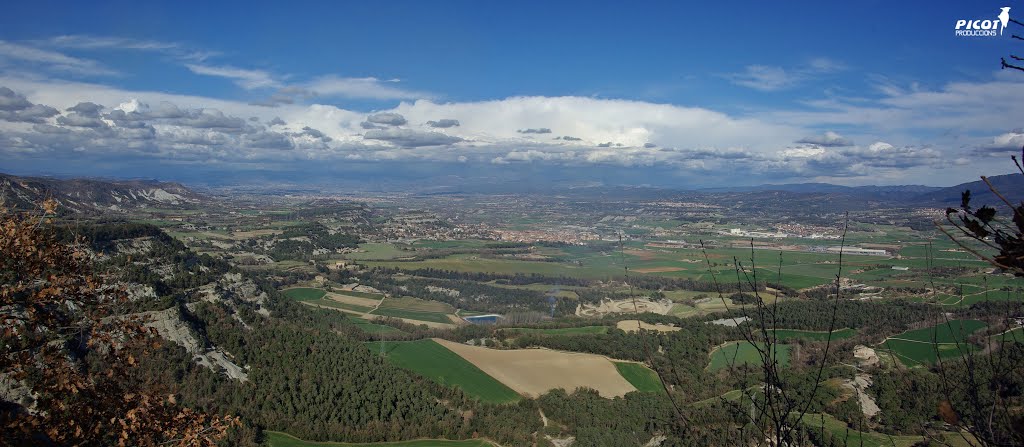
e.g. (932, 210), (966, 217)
(426, 285), (460, 297)
(709, 316), (751, 327)
(146, 188), (186, 204)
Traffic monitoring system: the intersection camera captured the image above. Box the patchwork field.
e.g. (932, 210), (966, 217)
(369, 339), (521, 403)
(707, 341), (792, 371)
(325, 292), (381, 308)
(433, 338), (639, 397)
(366, 295), (457, 324)
(878, 319), (987, 366)
(266, 431), (494, 447)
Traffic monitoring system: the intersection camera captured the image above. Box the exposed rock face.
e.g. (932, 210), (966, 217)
(842, 374), (881, 418)
(198, 272), (271, 317)
(143, 308), (249, 382)
(0, 375), (37, 414)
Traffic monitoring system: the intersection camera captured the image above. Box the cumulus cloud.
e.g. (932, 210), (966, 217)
(296, 126), (332, 142)
(795, 131), (853, 147)
(169, 109), (248, 132)
(363, 128), (463, 147)
(0, 75), (982, 185)
(975, 130), (1024, 155)
(243, 130), (294, 150)
(0, 87), (59, 123)
(0, 87), (33, 110)
(366, 112), (408, 126)
(57, 112), (107, 128)
(426, 119), (460, 128)
(66, 101), (103, 116)
(517, 128), (552, 134)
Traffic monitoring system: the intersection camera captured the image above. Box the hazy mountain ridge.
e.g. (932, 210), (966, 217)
(0, 172), (207, 213)
(913, 173), (1024, 207)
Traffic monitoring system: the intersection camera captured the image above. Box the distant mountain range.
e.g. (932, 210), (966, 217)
(700, 174), (1023, 207)
(1, 171), (1020, 213)
(0, 173), (207, 214)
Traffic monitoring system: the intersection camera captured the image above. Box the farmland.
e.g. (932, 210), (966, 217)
(878, 319), (987, 366)
(368, 339), (521, 403)
(433, 338), (638, 397)
(368, 296), (456, 324)
(613, 362), (663, 393)
(283, 287), (327, 301)
(707, 341), (793, 371)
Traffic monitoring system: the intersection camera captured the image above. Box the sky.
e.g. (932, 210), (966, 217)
(1, 0), (1023, 189)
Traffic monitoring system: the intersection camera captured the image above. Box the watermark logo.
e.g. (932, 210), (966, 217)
(955, 6), (1011, 37)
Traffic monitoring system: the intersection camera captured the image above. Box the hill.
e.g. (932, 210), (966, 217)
(0, 172), (207, 213)
(913, 173), (1024, 207)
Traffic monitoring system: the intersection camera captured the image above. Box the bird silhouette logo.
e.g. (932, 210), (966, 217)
(999, 7), (1011, 35)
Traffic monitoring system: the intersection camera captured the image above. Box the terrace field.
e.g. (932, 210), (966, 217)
(368, 339), (521, 403)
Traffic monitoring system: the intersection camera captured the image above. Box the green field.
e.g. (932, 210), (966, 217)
(343, 243), (415, 260)
(364, 296), (456, 324)
(894, 319), (987, 343)
(337, 290), (386, 299)
(266, 431), (493, 447)
(502, 326), (608, 336)
(613, 362), (663, 393)
(349, 317), (405, 335)
(769, 328), (856, 342)
(362, 244), (892, 290)
(801, 413), (923, 447)
(368, 340), (520, 403)
(283, 287), (327, 301)
(878, 319), (987, 366)
(707, 341), (792, 372)
(369, 308), (453, 324)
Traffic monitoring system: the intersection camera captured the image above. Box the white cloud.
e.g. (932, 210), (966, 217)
(0, 41), (115, 76)
(727, 58), (846, 91)
(185, 64), (279, 89)
(306, 75), (431, 100)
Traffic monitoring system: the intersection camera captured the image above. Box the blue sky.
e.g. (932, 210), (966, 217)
(1, 0), (1022, 188)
